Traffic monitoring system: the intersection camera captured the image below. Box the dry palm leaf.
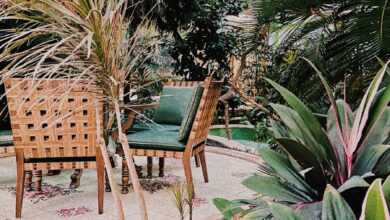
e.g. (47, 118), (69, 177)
(0, 0), (153, 219)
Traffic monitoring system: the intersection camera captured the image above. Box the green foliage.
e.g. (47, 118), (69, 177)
(321, 185), (356, 220)
(131, 0), (245, 80)
(229, 0), (390, 112)
(254, 119), (274, 144)
(214, 64), (390, 219)
(360, 179), (390, 220)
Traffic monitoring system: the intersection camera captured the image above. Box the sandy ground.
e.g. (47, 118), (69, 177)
(0, 147), (257, 220)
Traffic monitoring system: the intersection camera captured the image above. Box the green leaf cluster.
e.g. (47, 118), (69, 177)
(214, 62), (390, 219)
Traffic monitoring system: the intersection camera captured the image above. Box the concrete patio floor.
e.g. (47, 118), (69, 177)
(0, 147), (257, 220)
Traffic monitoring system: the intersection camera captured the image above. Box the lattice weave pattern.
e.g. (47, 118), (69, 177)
(129, 145), (205, 159)
(164, 80), (202, 87)
(187, 78), (222, 149)
(5, 79), (103, 170)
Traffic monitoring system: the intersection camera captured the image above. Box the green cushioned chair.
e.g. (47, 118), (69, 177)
(127, 85), (203, 150)
(125, 78), (221, 196)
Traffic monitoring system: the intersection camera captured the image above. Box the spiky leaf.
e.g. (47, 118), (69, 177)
(242, 175), (310, 203)
(337, 176), (370, 193)
(322, 185), (357, 220)
(352, 145), (390, 176)
(360, 179), (390, 220)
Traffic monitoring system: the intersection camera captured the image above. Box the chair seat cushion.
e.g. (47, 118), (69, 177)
(0, 130), (13, 146)
(127, 130), (185, 151)
(129, 122), (180, 132)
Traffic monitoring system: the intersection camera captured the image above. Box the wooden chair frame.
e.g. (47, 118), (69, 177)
(119, 77), (221, 195)
(5, 78), (105, 218)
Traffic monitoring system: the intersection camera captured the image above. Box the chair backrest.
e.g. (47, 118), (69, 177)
(4, 78), (103, 164)
(153, 80), (203, 125)
(186, 77), (221, 149)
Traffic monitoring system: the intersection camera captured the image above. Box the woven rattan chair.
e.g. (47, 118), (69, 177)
(4, 78), (105, 218)
(121, 77), (221, 195)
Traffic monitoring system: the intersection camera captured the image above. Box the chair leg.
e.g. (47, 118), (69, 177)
(199, 151), (209, 183)
(70, 169), (83, 189)
(194, 155), (200, 167)
(33, 170), (42, 192)
(96, 149), (104, 214)
(47, 170), (61, 176)
(158, 158), (164, 177)
(105, 171), (111, 192)
(15, 151), (25, 219)
(147, 157), (153, 178)
(25, 171), (33, 192)
(121, 154), (129, 194)
(182, 157), (195, 197)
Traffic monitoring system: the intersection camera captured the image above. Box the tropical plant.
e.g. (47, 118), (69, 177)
(0, 1), (160, 219)
(214, 61), (390, 219)
(268, 177), (390, 220)
(224, 0), (390, 112)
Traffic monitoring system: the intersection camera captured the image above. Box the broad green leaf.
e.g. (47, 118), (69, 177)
(270, 203), (302, 220)
(305, 58), (348, 160)
(271, 104), (331, 168)
(266, 78), (335, 163)
(322, 185), (356, 220)
(271, 120), (289, 139)
(374, 151), (390, 176)
(361, 107), (390, 153)
(213, 198), (243, 220)
(360, 179), (390, 220)
(276, 138), (326, 188)
(360, 82), (390, 151)
(258, 148), (317, 199)
(276, 138), (322, 172)
(383, 176), (390, 209)
(337, 176), (369, 193)
(242, 175), (310, 203)
(241, 206), (272, 220)
(352, 145), (390, 176)
(296, 202), (322, 220)
(349, 61), (390, 156)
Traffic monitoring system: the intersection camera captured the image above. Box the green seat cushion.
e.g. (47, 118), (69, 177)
(0, 130), (13, 146)
(178, 86), (204, 142)
(127, 130), (185, 151)
(129, 122), (180, 132)
(153, 87), (199, 125)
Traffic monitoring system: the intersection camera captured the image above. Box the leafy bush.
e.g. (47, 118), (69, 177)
(214, 61), (390, 219)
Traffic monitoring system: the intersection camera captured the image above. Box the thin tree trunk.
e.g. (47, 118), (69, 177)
(95, 104), (125, 220)
(114, 101), (148, 220)
(223, 102), (232, 140)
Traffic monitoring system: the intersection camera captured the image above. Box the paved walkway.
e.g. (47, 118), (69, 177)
(0, 147), (258, 220)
